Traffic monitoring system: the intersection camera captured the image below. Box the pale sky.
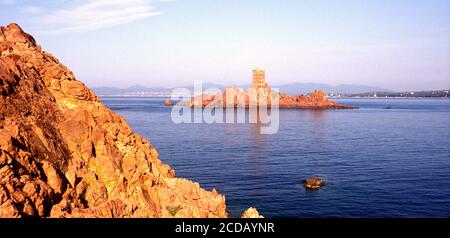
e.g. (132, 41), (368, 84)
(1, 0), (449, 91)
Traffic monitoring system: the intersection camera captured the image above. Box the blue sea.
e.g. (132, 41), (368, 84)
(102, 97), (450, 218)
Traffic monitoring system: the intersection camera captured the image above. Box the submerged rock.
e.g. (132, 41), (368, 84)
(0, 23), (259, 218)
(304, 178), (324, 190)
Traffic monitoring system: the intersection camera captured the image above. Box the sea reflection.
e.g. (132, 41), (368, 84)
(297, 110), (327, 143)
(249, 113), (268, 176)
(310, 110), (326, 141)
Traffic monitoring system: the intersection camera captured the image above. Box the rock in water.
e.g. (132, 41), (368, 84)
(0, 23), (238, 218)
(188, 88), (356, 109)
(241, 207), (264, 218)
(304, 178), (323, 190)
(164, 99), (173, 106)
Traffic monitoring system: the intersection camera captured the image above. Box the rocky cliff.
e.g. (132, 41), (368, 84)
(0, 23), (254, 218)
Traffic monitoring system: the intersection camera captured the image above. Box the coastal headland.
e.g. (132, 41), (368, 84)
(0, 23), (262, 218)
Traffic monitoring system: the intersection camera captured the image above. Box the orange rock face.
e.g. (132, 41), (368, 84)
(0, 23), (252, 218)
(278, 90), (355, 109)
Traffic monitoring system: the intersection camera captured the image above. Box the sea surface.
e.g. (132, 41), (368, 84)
(102, 97), (450, 218)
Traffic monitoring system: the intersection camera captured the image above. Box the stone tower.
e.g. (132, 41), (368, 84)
(252, 67), (266, 89)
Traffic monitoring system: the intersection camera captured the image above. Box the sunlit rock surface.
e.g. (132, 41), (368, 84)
(0, 23), (248, 218)
(241, 207), (264, 218)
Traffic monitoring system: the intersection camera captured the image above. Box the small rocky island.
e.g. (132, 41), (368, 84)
(304, 178), (324, 190)
(187, 68), (356, 110)
(0, 23), (262, 218)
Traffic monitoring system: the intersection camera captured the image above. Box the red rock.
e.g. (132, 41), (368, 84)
(1, 23), (254, 218)
(241, 207), (264, 218)
(187, 87), (356, 109)
(164, 99), (173, 106)
(304, 178), (324, 190)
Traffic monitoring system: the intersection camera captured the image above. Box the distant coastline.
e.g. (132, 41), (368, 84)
(92, 83), (394, 97)
(330, 90), (449, 99)
(94, 87), (449, 99)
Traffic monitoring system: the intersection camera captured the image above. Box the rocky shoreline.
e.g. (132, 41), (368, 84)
(186, 87), (357, 110)
(0, 23), (261, 218)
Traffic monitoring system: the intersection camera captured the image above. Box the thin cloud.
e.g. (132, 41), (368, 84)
(40, 0), (160, 35)
(0, 0), (16, 5)
(22, 5), (44, 14)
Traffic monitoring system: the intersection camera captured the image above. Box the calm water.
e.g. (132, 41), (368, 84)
(102, 97), (450, 218)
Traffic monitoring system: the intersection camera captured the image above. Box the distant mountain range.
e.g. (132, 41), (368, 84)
(92, 83), (393, 96)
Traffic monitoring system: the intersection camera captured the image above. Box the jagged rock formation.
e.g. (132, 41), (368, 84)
(0, 23), (252, 218)
(187, 87), (355, 109)
(278, 90), (355, 109)
(188, 87), (274, 108)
